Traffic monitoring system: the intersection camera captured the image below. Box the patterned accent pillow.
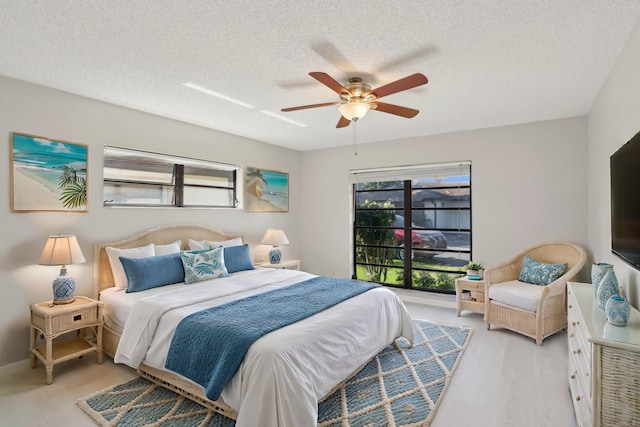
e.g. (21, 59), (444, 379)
(519, 256), (567, 285)
(180, 246), (229, 284)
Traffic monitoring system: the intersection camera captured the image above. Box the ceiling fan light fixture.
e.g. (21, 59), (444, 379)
(282, 72), (428, 127)
(339, 101), (370, 121)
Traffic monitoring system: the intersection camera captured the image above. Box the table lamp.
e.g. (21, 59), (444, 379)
(39, 235), (86, 304)
(261, 229), (289, 264)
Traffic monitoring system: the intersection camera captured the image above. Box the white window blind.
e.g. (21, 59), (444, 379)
(349, 161), (471, 184)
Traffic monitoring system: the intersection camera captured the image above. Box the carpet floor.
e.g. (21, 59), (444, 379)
(78, 319), (473, 426)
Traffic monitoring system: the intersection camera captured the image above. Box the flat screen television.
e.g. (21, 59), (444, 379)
(611, 130), (640, 270)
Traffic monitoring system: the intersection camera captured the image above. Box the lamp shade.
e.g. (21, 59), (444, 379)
(39, 235), (86, 266)
(39, 235), (85, 304)
(339, 101), (371, 121)
(261, 229), (289, 246)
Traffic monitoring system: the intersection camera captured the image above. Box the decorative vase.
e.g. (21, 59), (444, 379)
(591, 263), (614, 297)
(268, 246), (282, 264)
(596, 270), (619, 309)
(605, 295), (630, 326)
(52, 267), (76, 304)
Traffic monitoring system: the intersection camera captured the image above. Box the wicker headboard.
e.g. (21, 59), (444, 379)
(93, 224), (242, 297)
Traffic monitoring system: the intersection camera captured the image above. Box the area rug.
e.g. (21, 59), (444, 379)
(78, 319), (473, 427)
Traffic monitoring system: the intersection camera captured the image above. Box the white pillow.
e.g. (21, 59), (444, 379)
(154, 240), (182, 256)
(105, 243), (155, 290)
(188, 237), (243, 251)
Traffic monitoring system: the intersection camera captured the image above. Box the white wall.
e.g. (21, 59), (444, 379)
(588, 21), (640, 307)
(0, 76), (303, 367)
(300, 117), (589, 279)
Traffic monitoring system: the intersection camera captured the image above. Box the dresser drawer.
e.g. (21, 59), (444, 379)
(568, 344), (591, 409)
(568, 356), (591, 427)
(567, 325), (590, 370)
(567, 285), (593, 424)
(567, 304), (591, 371)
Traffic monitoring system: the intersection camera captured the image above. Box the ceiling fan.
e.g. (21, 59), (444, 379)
(281, 72), (428, 128)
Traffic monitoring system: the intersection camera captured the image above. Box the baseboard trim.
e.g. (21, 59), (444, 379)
(392, 288), (456, 309)
(0, 358), (30, 378)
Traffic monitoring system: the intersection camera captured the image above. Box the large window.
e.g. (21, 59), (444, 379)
(103, 146), (239, 208)
(351, 162), (471, 293)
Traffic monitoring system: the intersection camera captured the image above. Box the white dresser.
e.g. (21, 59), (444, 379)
(567, 282), (640, 427)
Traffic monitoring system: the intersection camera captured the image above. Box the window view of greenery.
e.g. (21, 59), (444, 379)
(353, 163), (471, 293)
(103, 146), (239, 208)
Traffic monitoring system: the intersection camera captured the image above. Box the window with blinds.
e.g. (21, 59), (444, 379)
(350, 162), (471, 292)
(103, 146), (239, 208)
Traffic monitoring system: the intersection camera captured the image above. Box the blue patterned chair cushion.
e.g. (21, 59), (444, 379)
(519, 256), (567, 285)
(180, 246), (229, 284)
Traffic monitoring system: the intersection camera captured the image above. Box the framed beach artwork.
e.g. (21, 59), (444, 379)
(10, 132), (88, 212)
(244, 167), (289, 212)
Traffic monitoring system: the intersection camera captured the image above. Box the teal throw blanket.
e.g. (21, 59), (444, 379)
(165, 276), (378, 400)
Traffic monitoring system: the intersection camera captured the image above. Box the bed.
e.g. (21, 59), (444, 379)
(94, 224), (414, 427)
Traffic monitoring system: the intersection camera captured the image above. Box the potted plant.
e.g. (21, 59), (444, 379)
(465, 261), (484, 278)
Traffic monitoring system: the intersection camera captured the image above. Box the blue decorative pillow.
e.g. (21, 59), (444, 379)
(224, 244), (255, 273)
(519, 256), (567, 285)
(180, 246), (229, 284)
(120, 252), (185, 293)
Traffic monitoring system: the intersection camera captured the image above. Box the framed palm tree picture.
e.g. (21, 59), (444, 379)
(244, 167), (289, 212)
(10, 132), (88, 212)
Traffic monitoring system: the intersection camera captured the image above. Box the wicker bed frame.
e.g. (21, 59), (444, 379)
(94, 224), (243, 418)
(94, 224), (360, 421)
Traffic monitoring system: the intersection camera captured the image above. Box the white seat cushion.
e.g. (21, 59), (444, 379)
(488, 280), (545, 312)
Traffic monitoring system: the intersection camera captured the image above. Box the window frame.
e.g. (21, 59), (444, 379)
(103, 146), (239, 209)
(350, 162), (472, 293)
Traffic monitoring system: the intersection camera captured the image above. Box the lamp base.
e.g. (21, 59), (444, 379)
(268, 247), (282, 264)
(52, 267), (76, 305)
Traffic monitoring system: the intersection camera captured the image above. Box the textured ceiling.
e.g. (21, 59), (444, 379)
(1, 1), (639, 151)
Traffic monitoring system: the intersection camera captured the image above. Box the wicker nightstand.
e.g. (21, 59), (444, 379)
(256, 259), (302, 270)
(455, 277), (485, 316)
(29, 295), (103, 384)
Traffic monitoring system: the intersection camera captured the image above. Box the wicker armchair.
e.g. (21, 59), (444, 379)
(484, 242), (587, 345)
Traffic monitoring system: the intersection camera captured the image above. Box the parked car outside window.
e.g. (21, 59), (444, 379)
(393, 215), (447, 259)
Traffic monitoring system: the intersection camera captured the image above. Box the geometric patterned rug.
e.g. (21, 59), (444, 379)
(78, 319), (473, 427)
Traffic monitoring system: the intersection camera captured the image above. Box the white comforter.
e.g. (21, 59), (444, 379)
(114, 268), (414, 427)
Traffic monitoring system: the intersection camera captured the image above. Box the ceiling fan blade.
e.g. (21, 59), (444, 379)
(336, 116), (351, 128)
(281, 101), (340, 112)
(309, 72), (351, 96)
(371, 101), (420, 118)
(366, 73), (428, 99)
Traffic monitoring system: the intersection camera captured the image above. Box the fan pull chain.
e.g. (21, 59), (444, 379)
(352, 118), (358, 156)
